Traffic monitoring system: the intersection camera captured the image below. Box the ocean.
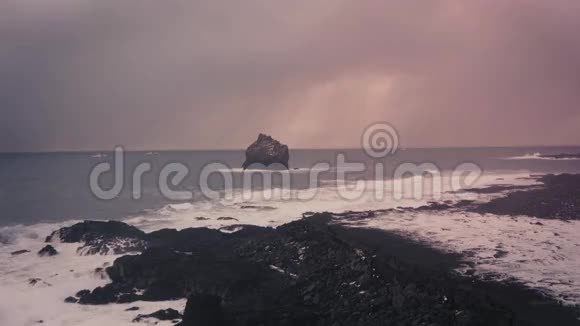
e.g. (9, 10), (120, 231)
(2, 146), (580, 325)
(1, 146), (580, 227)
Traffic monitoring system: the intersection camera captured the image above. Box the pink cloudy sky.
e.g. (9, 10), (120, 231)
(1, 0), (579, 151)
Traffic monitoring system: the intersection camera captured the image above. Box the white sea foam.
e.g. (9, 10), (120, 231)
(2, 170), (579, 326)
(0, 221), (185, 326)
(504, 152), (580, 161)
(340, 211), (580, 305)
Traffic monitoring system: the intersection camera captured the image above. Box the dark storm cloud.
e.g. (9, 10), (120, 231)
(1, 0), (579, 151)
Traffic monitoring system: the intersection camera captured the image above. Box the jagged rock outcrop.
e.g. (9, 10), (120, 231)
(71, 215), (516, 325)
(46, 220), (147, 255)
(242, 134), (289, 169)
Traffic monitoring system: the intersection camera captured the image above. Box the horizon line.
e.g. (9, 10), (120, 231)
(1, 144), (580, 155)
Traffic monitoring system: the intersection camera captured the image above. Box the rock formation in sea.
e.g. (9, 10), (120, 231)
(242, 133), (289, 169)
(38, 245), (58, 256)
(45, 220), (147, 255)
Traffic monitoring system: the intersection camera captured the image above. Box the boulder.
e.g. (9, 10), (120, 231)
(46, 220), (145, 243)
(133, 308), (182, 322)
(46, 221), (147, 255)
(242, 134), (289, 169)
(38, 245), (58, 257)
(64, 296), (78, 303)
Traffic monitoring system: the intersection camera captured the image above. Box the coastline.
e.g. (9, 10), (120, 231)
(332, 224), (580, 326)
(3, 172), (580, 325)
(34, 213), (580, 325)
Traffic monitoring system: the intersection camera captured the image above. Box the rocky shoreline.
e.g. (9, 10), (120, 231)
(470, 174), (580, 220)
(28, 173), (580, 325)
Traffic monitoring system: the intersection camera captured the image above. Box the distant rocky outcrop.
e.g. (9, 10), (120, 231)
(242, 134), (289, 169)
(539, 153), (580, 159)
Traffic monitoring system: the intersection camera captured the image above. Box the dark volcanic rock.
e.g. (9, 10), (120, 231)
(461, 184), (537, 194)
(46, 220), (147, 255)
(472, 174), (580, 220)
(133, 308), (182, 322)
(64, 296), (78, 303)
(75, 289), (91, 298)
(11, 249), (30, 256)
(29, 278), (51, 287)
(74, 214), (531, 326)
(38, 245), (58, 257)
(194, 216), (210, 221)
(239, 205), (277, 210)
(217, 216), (238, 221)
(539, 153), (580, 159)
(63, 197), (580, 326)
(242, 134), (289, 169)
(182, 295), (224, 326)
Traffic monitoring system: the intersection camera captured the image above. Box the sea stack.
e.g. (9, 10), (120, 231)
(242, 133), (289, 169)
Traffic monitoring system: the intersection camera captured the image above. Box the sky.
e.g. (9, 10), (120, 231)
(1, 0), (579, 151)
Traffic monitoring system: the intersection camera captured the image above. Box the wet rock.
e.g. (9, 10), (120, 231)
(46, 220), (144, 243)
(11, 249), (30, 256)
(46, 220), (146, 255)
(38, 245), (58, 257)
(93, 267), (107, 279)
(65, 212), (570, 325)
(133, 308), (182, 322)
(64, 296), (78, 303)
(78, 284), (127, 305)
(195, 217), (210, 221)
(415, 201), (455, 211)
(28, 278), (52, 287)
(239, 205), (277, 210)
(76, 289), (90, 298)
(242, 133), (290, 169)
(217, 217), (238, 221)
(493, 250), (509, 259)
